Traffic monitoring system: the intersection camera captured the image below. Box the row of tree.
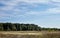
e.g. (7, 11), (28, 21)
(0, 23), (60, 31)
(0, 23), (41, 31)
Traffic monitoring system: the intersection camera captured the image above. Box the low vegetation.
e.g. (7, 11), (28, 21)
(0, 31), (60, 38)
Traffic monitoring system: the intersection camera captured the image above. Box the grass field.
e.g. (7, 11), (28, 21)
(0, 31), (60, 38)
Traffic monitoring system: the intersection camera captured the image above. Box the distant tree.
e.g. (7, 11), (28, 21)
(0, 23), (60, 31)
(0, 23), (3, 31)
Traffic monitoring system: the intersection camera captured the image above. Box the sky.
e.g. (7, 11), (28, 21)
(0, 0), (60, 28)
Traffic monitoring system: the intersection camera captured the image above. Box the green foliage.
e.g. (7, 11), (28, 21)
(41, 28), (60, 31)
(0, 23), (60, 31)
(0, 23), (41, 31)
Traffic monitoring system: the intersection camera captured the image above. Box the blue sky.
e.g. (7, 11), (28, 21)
(0, 0), (60, 28)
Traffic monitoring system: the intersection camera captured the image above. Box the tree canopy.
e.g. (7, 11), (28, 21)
(0, 23), (60, 31)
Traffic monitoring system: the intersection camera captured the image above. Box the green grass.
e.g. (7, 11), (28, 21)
(0, 31), (60, 38)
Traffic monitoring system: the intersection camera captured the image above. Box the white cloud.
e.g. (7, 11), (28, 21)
(52, 0), (60, 2)
(43, 7), (60, 14)
(47, 8), (60, 14)
(0, 0), (59, 11)
(0, 0), (60, 9)
(0, 0), (60, 17)
(25, 7), (60, 16)
(11, 0), (50, 3)
(23, 0), (50, 3)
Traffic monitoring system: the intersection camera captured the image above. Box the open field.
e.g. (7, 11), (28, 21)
(0, 31), (60, 38)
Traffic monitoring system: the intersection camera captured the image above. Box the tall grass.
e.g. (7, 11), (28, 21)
(0, 31), (60, 38)
(41, 32), (60, 38)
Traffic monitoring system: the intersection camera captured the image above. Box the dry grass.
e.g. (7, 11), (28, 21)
(41, 31), (60, 38)
(0, 31), (60, 38)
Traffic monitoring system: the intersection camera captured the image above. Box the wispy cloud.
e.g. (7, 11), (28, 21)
(52, 0), (60, 2)
(0, 0), (60, 28)
(0, 0), (60, 15)
(0, 0), (59, 18)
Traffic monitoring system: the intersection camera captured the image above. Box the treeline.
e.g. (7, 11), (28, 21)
(0, 23), (41, 31)
(0, 23), (60, 31)
(41, 28), (60, 31)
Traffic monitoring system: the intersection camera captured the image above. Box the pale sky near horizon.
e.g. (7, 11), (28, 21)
(0, 0), (60, 28)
